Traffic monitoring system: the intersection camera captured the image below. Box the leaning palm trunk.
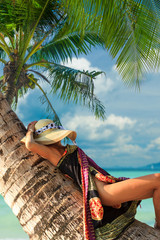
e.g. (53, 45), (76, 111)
(0, 91), (159, 239)
(0, 91), (83, 240)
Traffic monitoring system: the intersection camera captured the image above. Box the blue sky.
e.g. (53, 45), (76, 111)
(16, 48), (160, 168)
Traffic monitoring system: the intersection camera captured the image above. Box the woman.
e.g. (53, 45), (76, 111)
(21, 119), (160, 239)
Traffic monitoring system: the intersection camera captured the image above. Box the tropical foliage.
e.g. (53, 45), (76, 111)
(0, 0), (105, 124)
(63, 0), (160, 87)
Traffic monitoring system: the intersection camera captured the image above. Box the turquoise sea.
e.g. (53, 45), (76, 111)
(0, 170), (157, 239)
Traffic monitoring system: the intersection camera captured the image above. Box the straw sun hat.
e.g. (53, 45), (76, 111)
(21, 119), (77, 145)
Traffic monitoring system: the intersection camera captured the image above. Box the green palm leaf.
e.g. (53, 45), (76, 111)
(27, 69), (50, 84)
(29, 12), (104, 63)
(30, 32), (104, 63)
(62, 0), (160, 86)
(47, 63), (105, 119)
(114, 2), (159, 87)
(1, 0), (160, 122)
(0, 0), (106, 120)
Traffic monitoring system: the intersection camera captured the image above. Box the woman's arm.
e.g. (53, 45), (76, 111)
(25, 121), (62, 166)
(25, 122), (53, 161)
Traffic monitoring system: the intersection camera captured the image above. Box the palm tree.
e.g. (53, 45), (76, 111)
(1, 1), (160, 239)
(0, 0), (105, 124)
(0, 91), (84, 239)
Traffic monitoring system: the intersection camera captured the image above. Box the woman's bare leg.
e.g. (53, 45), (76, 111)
(94, 173), (160, 228)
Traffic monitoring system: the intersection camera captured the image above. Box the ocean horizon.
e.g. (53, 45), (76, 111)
(0, 170), (156, 239)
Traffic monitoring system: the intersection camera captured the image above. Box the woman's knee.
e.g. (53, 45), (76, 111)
(153, 173), (160, 183)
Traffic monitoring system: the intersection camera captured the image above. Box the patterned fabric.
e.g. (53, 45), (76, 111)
(78, 148), (96, 239)
(35, 122), (64, 135)
(95, 201), (138, 240)
(77, 147), (134, 240)
(57, 145), (140, 240)
(89, 197), (104, 221)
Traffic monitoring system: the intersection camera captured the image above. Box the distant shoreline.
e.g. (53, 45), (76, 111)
(107, 162), (160, 171)
(107, 168), (159, 171)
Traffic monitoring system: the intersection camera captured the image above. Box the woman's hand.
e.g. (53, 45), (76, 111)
(112, 203), (121, 209)
(25, 121), (37, 150)
(27, 121), (37, 132)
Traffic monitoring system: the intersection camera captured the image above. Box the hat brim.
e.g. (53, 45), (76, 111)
(21, 129), (77, 145)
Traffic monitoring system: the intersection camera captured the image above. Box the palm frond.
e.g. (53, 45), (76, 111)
(13, 0), (51, 85)
(99, 0), (160, 86)
(0, 42), (12, 58)
(24, 61), (50, 69)
(0, 75), (4, 88)
(47, 63), (105, 119)
(29, 10), (104, 64)
(0, 33), (12, 55)
(141, 0), (160, 19)
(114, 1), (160, 87)
(62, 0), (160, 86)
(30, 31), (104, 63)
(0, 58), (7, 64)
(21, 0), (50, 56)
(29, 0), (65, 33)
(1, 0), (160, 114)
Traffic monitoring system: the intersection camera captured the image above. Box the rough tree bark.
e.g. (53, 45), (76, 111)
(0, 91), (159, 239)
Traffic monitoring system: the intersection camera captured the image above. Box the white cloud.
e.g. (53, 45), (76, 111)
(62, 111), (143, 165)
(94, 76), (114, 95)
(63, 112), (136, 141)
(112, 144), (143, 157)
(112, 134), (142, 155)
(63, 57), (91, 71)
(105, 114), (136, 130)
(147, 137), (160, 150)
(63, 113), (111, 140)
(154, 137), (160, 146)
(117, 135), (132, 145)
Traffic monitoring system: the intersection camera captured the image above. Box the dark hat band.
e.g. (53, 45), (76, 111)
(35, 123), (64, 135)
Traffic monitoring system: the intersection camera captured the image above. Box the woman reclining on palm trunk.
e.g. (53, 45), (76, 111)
(21, 119), (160, 240)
